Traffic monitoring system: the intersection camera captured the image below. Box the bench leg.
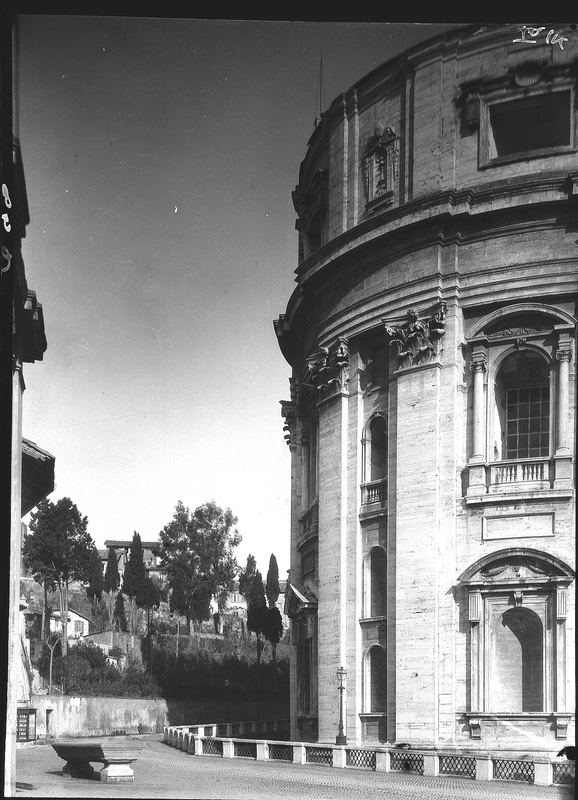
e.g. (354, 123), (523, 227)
(63, 761), (94, 779)
(99, 762), (135, 783)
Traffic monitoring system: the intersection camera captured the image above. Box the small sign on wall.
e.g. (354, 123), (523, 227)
(482, 512), (555, 540)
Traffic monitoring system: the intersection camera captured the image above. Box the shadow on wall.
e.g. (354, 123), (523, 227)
(164, 698), (290, 727)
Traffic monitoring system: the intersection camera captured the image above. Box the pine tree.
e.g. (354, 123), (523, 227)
(247, 570), (268, 680)
(103, 546), (120, 629)
(113, 591), (128, 632)
(264, 553), (283, 689)
(123, 532), (147, 634)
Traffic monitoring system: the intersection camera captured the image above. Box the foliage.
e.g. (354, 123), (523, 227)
(24, 497), (94, 654)
(123, 532), (147, 634)
(139, 576), (161, 634)
(263, 606), (283, 648)
(156, 500), (241, 633)
(149, 642), (289, 700)
(265, 553), (280, 608)
(104, 546), (120, 594)
(113, 591), (129, 632)
(246, 570), (268, 677)
(238, 554), (257, 599)
(86, 546), (104, 604)
(103, 546), (120, 628)
(37, 640), (160, 697)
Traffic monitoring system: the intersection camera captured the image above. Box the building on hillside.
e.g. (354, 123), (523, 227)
(101, 540), (166, 582)
(49, 608), (91, 641)
(275, 23), (576, 756)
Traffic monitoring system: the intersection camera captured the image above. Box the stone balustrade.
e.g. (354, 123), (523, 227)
(162, 722), (574, 787)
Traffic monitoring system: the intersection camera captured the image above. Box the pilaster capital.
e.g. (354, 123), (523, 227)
(555, 347), (573, 363)
(470, 355), (487, 373)
(304, 337), (350, 399)
(383, 301), (447, 369)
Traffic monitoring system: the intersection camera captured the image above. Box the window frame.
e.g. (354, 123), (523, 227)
(489, 347), (554, 463)
(478, 84), (576, 169)
(459, 548), (574, 716)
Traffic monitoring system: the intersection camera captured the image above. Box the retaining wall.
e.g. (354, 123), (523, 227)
(29, 695), (288, 740)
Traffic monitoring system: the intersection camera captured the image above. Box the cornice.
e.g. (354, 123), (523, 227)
(294, 172), (576, 287)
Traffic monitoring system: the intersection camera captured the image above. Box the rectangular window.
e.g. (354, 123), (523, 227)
(488, 91), (571, 160)
(506, 386), (549, 459)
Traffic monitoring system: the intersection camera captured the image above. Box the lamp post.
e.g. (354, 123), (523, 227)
(336, 666), (347, 745)
(224, 679), (230, 724)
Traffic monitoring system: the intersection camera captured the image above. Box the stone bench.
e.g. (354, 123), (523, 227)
(52, 737), (144, 783)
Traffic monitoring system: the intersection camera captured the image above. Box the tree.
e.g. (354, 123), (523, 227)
(123, 532), (147, 634)
(103, 546), (120, 627)
(113, 591), (128, 632)
(24, 497), (94, 656)
(246, 570), (268, 679)
(264, 554), (283, 688)
(86, 546), (104, 606)
(265, 553), (280, 608)
(140, 576), (161, 635)
(239, 554), (257, 599)
(263, 606), (284, 689)
(156, 500), (241, 635)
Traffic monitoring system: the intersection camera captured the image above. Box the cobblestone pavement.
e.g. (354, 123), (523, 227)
(14, 735), (574, 800)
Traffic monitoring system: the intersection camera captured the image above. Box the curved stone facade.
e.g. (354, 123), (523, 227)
(275, 24), (576, 754)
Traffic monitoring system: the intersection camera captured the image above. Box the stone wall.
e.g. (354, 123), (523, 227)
(29, 695), (289, 741)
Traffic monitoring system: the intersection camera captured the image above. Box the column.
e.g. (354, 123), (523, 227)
(555, 345), (572, 455)
(470, 353), (487, 462)
(554, 335), (573, 490)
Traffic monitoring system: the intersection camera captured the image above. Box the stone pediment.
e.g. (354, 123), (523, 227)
(458, 548), (575, 586)
(284, 582), (318, 618)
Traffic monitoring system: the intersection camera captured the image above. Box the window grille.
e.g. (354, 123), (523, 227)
(346, 749), (376, 770)
(216, 724), (227, 737)
(439, 755), (476, 778)
(234, 741), (257, 759)
(390, 751), (424, 774)
(493, 759), (534, 783)
(305, 746), (332, 765)
(231, 723), (240, 736)
(269, 744), (293, 762)
(203, 726), (214, 737)
(506, 386), (549, 459)
(553, 762), (575, 785)
(202, 738), (223, 756)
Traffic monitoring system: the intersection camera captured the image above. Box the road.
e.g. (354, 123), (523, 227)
(14, 734), (573, 799)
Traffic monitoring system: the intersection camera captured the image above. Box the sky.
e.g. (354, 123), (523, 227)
(16, 16), (463, 579)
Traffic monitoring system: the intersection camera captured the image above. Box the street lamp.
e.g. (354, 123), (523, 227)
(336, 666), (347, 745)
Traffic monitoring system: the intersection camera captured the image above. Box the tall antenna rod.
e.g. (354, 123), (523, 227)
(315, 42), (324, 127)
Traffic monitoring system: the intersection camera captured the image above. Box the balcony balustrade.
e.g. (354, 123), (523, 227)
(361, 479), (387, 508)
(467, 455), (573, 502)
(489, 458), (551, 492)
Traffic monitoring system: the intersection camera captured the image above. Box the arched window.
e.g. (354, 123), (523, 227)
(492, 350), (551, 461)
(370, 417), (387, 481)
(361, 415), (388, 508)
(364, 546), (386, 618)
(364, 645), (386, 713)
